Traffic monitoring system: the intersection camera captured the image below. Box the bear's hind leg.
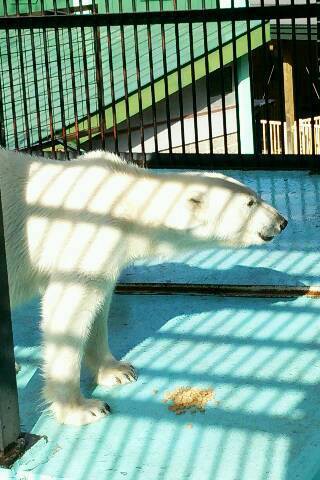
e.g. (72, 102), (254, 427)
(41, 280), (111, 425)
(84, 285), (138, 388)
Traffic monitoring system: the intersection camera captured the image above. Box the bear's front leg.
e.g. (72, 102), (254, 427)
(41, 280), (111, 425)
(84, 285), (138, 387)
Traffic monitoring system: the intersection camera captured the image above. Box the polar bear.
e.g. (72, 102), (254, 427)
(0, 149), (287, 425)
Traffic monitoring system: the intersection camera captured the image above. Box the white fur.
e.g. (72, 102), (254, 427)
(0, 149), (286, 425)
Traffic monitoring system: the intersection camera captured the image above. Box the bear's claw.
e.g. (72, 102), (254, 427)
(51, 398), (111, 425)
(96, 360), (138, 388)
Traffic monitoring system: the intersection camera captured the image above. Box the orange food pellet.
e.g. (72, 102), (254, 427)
(163, 386), (214, 415)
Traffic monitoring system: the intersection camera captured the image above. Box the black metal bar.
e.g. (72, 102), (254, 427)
(0, 73), (5, 147)
(244, 0), (257, 155)
(93, 24), (106, 150)
(260, 0), (271, 155)
(132, 0), (145, 163)
(216, 0), (228, 154)
(146, 0), (158, 153)
(230, 4), (241, 155)
(105, 0), (118, 153)
(40, 0), (56, 158)
(16, 28), (31, 151)
(0, 192), (21, 454)
(318, 0), (320, 93)
(174, 0), (186, 154)
(291, 4), (300, 155)
(52, 0), (69, 158)
(115, 282), (320, 298)
(66, 0), (81, 154)
(106, 29), (118, 153)
(188, 0), (199, 154)
(306, 0), (315, 155)
(159, 0), (172, 154)
(119, 0), (132, 157)
(202, 17), (213, 155)
(79, 23), (93, 151)
(275, 0), (286, 159)
(0, 5), (318, 28)
(27, 1), (42, 153)
(122, 152), (319, 170)
(3, 23), (19, 149)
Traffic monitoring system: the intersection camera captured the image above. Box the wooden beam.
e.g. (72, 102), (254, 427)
(282, 41), (296, 154)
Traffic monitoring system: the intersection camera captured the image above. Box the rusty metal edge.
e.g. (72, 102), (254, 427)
(115, 283), (320, 298)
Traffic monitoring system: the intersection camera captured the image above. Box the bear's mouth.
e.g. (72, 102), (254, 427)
(259, 233), (274, 242)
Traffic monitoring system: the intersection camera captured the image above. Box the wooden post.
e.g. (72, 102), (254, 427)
(282, 41), (296, 154)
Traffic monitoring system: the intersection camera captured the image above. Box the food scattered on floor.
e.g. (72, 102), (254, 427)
(163, 386), (214, 415)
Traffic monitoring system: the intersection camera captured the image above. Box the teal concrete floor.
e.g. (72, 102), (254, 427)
(2, 170), (320, 480)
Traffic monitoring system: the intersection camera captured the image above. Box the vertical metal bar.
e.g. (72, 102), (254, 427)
(40, 0), (56, 158)
(79, 23), (93, 151)
(187, 0), (199, 154)
(159, 0), (172, 154)
(291, 1), (300, 155)
(119, 0), (132, 157)
(230, 0), (241, 154)
(173, 0), (186, 154)
(66, 0), (81, 154)
(146, 0), (158, 153)
(275, 0), (286, 159)
(216, 0), (228, 153)
(259, 0), (270, 155)
(78, 0), (89, 150)
(132, 0), (145, 163)
(106, 28), (118, 153)
(0, 33), (6, 148)
(92, 0), (106, 150)
(28, 0), (43, 153)
(244, 0), (257, 155)
(105, 0), (118, 153)
(306, 0), (315, 155)
(0, 192), (21, 453)
(93, 27), (106, 150)
(0, 56), (6, 147)
(3, 0), (18, 149)
(318, 0), (320, 95)
(52, 0), (69, 158)
(16, 22), (31, 151)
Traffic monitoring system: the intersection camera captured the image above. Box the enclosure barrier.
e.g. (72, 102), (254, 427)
(0, 1), (318, 167)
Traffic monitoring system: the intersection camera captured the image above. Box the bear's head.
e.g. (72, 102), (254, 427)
(162, 172), (287, 248)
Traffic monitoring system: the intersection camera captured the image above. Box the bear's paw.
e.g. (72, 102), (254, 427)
(51, 397), (110, 425)
(96, 360), (137, 388)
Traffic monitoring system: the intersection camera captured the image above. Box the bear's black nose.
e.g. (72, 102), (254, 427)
(280, 219), (288, 231)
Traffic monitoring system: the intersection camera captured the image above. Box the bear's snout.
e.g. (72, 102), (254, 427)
(279, 218), (288, 231)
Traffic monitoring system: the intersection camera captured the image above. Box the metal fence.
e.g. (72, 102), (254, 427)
(0, 1), (319, 168)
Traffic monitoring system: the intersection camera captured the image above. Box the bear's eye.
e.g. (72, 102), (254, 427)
(247, 198), (256, 207)
(189, 197), (202, 206)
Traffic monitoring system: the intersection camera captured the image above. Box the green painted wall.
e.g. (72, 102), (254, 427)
(0, 0), (66, 16)
(0, 1), (269, 148)
(0, 1), (218, 15)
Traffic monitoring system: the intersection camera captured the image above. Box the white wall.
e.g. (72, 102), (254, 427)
(93, 75), (239, 154)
